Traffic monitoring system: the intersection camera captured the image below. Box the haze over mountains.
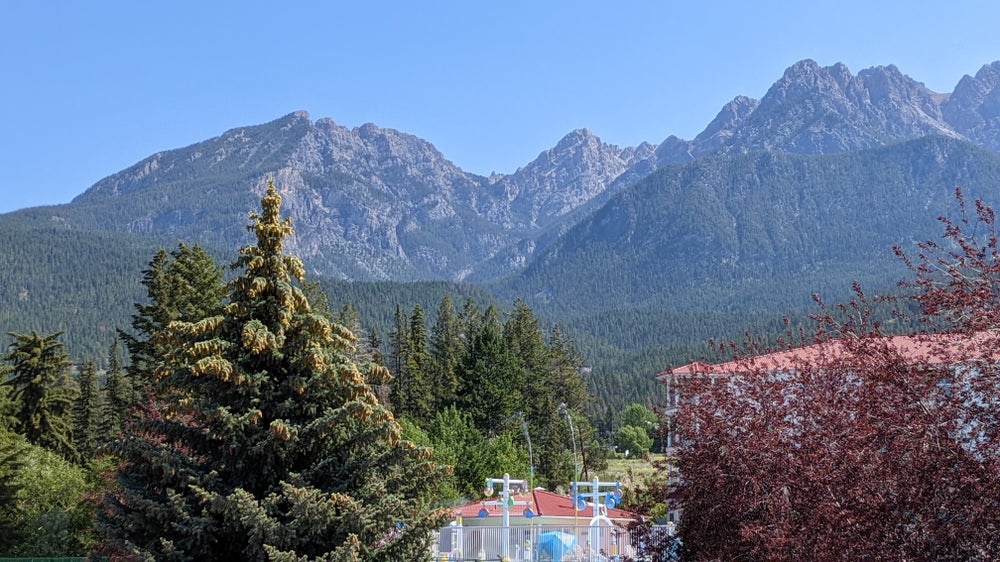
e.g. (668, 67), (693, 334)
(6, 59), (1000, 381)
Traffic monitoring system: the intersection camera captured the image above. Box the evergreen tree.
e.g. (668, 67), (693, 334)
(369, 328), (384, 367)
(430, 295), (462, 410)
(459, 298), (482, 346)
(504, 300), (552, 420)
(72, 360), (100, 461)
(402, 304), (433, 421)
(301, 280), (333, 320)
(459, 306), (522, 436)
(0, 381), (15, 432)
(0, 430), (25, 552)
(366, 328), (391, 408)
(2, 331), (77, 461)
(336, 304), (365, 363)
(119, 243), (226, 390)
(548, 325), (589, 412)
(100, 180), (446, 561)
(388, 304), (409, 412)
(101, 338), (134, 441)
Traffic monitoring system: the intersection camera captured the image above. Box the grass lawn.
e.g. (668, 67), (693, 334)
(600, 453), (669, 486)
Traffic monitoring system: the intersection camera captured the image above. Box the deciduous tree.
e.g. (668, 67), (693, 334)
(657, 189), (1000, 560)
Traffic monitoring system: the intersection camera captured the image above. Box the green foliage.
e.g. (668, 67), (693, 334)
(429, 295), (462, 410)
(0, 224), (166, 365)
(100, 180), (447, 560)
(424, 407), (529, 501)
(72, 360), (100, 460)
(100, 338), (134, 441)
(0, 382), (15, 432)
(459, 307), (523, 436)
(621, 403), (659, 440)
(0, 430), (25, 552)
(3, 331), (78, 461)
(0, 430), (97, 557)
(616, 425), (654, 457)
(119, 242), (226, 390)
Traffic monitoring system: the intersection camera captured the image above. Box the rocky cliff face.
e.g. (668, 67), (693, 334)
(28, 60), (1000, 282)
(60, 111), (643, 281)
(943, 61), (1000, 150)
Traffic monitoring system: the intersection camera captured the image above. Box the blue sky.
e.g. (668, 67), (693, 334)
(2, 0), (999, 213)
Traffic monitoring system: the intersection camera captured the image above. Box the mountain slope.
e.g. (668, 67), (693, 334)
(8, 60), (1000, 285)
(508, 136), (1000, 319)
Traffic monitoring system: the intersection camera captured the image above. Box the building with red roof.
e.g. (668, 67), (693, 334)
(438, 488), (640, 560)
(657, 332), (995, 381)
(451, 488), (637, 525)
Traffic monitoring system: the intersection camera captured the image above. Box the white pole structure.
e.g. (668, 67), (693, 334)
(570, 477), (622, 518)
(557, 402), (580, 538)
(482, 473), (530, 559)
(570, 477), (623, 556)
(518, 412), (534, 492)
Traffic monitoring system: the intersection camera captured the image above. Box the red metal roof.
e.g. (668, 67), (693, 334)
(453, 488), (637, 521)
(657, 332), (997, 380)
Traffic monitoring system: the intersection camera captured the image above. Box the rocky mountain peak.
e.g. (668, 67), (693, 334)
(943, 61), (1000, 149)
(554, 128), (598, 151)
(692, 95), (761, 151)
(35, 59), (1000, 285)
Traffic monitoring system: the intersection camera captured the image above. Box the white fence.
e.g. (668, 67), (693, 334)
(432, 523), (643, 561)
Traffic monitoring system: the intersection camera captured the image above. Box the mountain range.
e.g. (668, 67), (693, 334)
(5, 59), (1000, 404)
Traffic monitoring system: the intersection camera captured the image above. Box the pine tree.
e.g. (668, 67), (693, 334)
(459, 306), (522, 436)
(101, 338), (134, 441)
(402, 304), (433, 421)
(459, 298), (482, 345)
(72, 360), (100, 461)
(369, 328), (384, 367)
(548, 325), (589, 412)
(429, 295), (462, 410)
(388, 304), (409, 412)
(0, 381), (15, 432)
(2, 331), (78, 461)
(336, 303), (368, 364)
(100, 180), (447, 561)
(504, 300), (551, 417)
(119, 243), (226, 390)
(547, 326), (602, 477)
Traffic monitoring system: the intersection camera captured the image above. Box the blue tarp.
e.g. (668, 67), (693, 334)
(538, 531), (577, 561)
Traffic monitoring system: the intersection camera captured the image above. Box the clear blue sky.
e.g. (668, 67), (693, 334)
(2, 0), (998, 213)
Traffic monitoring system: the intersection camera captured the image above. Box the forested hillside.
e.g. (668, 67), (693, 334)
(509, 136), (1000, 317)
(0, 225), (164, 362)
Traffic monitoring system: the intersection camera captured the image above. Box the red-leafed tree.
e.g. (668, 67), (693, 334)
(652, 189), (1000, 561)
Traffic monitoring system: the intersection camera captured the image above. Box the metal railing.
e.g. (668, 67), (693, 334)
(432, 523), (640, 561)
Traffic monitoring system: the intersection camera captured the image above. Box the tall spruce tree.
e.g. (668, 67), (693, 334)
(459, 306), (522, 436)
(120, 243), (226, 391)
(99, 180), (446, 561)
(72, 360), (100, 461)
(402, 305), (433, 421)
(388, 304), (409, 413)
(429, 295), (462, 410)
(101, 338), (134, 442)
(2, 331), (77, 461)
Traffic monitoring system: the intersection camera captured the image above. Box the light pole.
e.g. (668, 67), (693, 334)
(557, 402), (580, 535)
(557, 403), (579, 482)
(518, 411), (534, 492)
